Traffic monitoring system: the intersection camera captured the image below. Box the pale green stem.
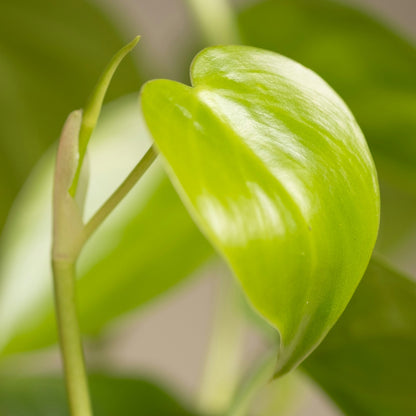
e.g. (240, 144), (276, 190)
(198, 272), (246, 415)
(52, 146), (157, 416)
(184, 0), (241, 45)
(227, 352), (277, 416)
(52, 260), (92, 416)
(82, 145), (158, 244)
(53, 36), (142, 416)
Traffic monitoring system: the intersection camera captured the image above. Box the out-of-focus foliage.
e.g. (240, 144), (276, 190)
(0, 97), (212, 355)
(1, 0), (416, 415)
(0, 374), (197, 416)
(141, 45), (379, 375)
(238, 0), (416, 257)
(304, 259), (416, 416)
(0, 0), (141, 232)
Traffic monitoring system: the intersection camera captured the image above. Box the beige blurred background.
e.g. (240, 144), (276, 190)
(92, 0), (416, 81)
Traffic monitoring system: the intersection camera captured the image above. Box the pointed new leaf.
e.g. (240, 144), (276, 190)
(141, 45), (380, 375)
(0, 0), (141, 232)
(69, 36), (140, 196)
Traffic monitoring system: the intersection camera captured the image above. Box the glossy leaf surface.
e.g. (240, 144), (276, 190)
(0, 0), (141, 232)
(304, 259), (416, 415)
(0, 97), (212, 355)
(238, 0), (416, 266)
(0, 374), (197, 416)
(141, 45), (380, 374)
(238, 0), (416, 193)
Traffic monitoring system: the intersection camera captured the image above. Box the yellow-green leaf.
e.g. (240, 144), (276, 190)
(141, 45), (380, 375)
(238, 0), (416, 193)
(237, 0), (416, 262)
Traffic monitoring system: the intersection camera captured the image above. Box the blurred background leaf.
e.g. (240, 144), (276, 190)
(0, 373), (198, 416)
(0, 0), (141, 232)
(303, 259), (416, 415)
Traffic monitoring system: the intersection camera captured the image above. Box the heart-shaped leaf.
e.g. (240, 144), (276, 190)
(141, 45), (380, 375)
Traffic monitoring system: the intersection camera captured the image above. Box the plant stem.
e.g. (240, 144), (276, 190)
(83, 145), (158, 243)
(52, 260), (92, 416)
(52, 38), (143, 416)
(198, 271), (245, 415)
(184, 0), (240, 45)
(227, 352), (277, 416)
(52, 145), (157, 415)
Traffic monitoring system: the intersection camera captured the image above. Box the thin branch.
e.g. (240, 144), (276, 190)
(82, 145), (158, 244)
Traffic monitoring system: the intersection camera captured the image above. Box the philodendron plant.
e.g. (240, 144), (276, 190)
(52, 37), (379, 415)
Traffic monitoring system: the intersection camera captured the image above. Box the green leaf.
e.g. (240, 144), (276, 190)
(0, 96), (212, 355)
(238, 0), (416, 193)
(0, 373), (197, 416)
(140, 45), (380, 375)
(303, 259), (416, 416)
(0, 0), (141, 232)
(237, 0), (416, 261)
(69, 35), (141, 196)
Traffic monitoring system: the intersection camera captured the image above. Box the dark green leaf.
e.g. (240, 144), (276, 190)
(304, 259), (416, 416)
(0, 373), (197, 416)
(141, 45), (379, 375)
